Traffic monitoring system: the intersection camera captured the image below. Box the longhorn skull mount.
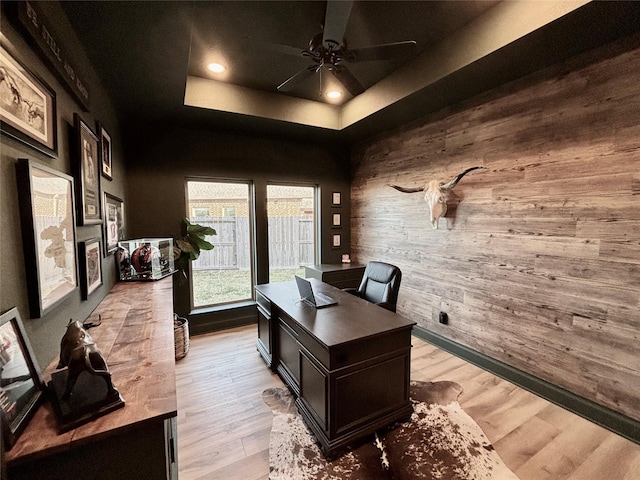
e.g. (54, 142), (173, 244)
(388, 166), (485, 229)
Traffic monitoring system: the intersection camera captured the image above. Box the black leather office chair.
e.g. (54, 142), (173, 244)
(344, 261), (402, 312)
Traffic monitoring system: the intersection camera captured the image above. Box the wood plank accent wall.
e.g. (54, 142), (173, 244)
(350, 37), (640, 422)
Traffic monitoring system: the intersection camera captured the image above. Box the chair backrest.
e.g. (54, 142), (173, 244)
(357, 261), (402, 312)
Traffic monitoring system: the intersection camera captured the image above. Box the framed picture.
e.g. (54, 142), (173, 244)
(332, 233), (341, 248)
(74, 114), (101, 225)
(79, 238), (102, 300)
(0, 44), (57, 158)
(103, 192), (124, 255)
(0, 307), (45, 450)
(15, 159), (78, 318)
(332, 192), (341, 206)
(332, 213), (341, 227)
(98, 122), (113, 181)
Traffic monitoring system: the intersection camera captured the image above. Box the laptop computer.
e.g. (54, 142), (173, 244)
(294, 276), (338, 308)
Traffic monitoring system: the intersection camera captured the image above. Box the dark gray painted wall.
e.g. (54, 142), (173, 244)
(124, 124), (351, 328)
(0, 2), (125, 369)
(1, 2), (351, 362)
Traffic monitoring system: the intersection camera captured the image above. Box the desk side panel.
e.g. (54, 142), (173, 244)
(333, 351), (411, 435)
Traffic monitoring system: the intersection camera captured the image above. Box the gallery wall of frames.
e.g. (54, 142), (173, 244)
(0, 1), (126, 453)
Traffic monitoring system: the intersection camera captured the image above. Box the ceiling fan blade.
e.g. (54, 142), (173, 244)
(242, 37), (305, 58)
(322, 0), (353, 49)
(277, 66), (316, 92)
(263, 42), (306, 58)
(348, 41), (418, 62)
(330, 65), (365, 97)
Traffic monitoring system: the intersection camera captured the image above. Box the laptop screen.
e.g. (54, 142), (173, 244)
(294, 275), (315, 306)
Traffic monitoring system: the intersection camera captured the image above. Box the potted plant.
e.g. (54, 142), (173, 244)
(174, 218), (216, 279)
(172, 218), (216, 359)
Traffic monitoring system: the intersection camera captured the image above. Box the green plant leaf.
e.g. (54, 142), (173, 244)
(187, 224), (216, 236)
(175, 218), (216, 275)
(189, 235), (214, 251)
(176, 239), (195, 253)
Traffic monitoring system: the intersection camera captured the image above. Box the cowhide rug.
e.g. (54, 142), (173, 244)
(263, 381), (520, 480)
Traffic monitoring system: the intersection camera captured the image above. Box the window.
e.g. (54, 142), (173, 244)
(267, 184), (316, 282)
(186, 180), (253, 308)
(192, 207), (209, 217)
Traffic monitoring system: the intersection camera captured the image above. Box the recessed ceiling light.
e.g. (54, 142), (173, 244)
(326, 90), (342, 99)
(207, 63), (226, 73)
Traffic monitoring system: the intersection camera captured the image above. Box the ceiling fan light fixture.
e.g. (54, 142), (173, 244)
(326, 90), (342, 99)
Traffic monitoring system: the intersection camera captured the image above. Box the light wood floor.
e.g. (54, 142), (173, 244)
(175, 325), (640, 480)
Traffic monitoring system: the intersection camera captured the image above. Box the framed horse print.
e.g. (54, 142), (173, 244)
(0, 44), (57, 158)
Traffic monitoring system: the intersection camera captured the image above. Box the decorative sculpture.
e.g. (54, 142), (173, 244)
(57, 319), (115, 401)
(388, 166), (485, 229)
(48, 318), (124, 432)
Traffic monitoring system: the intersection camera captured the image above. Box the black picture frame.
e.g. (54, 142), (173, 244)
(15, 158), (78, 318)
(79, 238), (103, 300)
(0, 44), (57, 158)
(103, 192), (124, 255)
(0, 307), (45, 451)
(332, 192), (341, 206)
(74, 114), (101, 225)
(97, 122), (113, 181)
(332, 213), (341, 228)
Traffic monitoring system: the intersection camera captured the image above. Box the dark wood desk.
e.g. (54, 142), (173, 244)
(255, 279), (415, 455)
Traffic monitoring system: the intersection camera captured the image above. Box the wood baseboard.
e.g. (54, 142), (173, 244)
(412, 326), (640, 445)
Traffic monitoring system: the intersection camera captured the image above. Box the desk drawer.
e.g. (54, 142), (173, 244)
(255, 290), (271, 316)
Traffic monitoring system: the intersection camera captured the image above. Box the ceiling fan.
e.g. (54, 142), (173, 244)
(274, 0), (417, 98)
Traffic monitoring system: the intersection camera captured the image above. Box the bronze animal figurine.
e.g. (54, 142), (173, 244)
(57, 319), (115, 401)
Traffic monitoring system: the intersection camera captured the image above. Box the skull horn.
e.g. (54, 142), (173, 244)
(441, 166), (485, 190)
(387, 184), (425, 193)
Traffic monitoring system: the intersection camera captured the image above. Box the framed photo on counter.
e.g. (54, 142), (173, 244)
(0, 307), (44, 450)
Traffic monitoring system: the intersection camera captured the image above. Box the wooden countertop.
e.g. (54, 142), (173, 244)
(6, 278), (177, 466)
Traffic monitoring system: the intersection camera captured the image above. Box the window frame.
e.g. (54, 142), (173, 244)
(185, 177), (256, 310)
(266, 182), (319, 283)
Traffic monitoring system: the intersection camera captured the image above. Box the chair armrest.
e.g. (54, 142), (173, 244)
(342, 287), (360, 297)
(376, 301), (396, 313)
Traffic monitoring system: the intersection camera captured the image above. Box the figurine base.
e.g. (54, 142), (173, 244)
(48, 369), (125, 433)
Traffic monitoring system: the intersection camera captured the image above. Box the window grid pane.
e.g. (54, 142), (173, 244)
(187, 180), (252, 308)
(267, 185), (316, 283)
